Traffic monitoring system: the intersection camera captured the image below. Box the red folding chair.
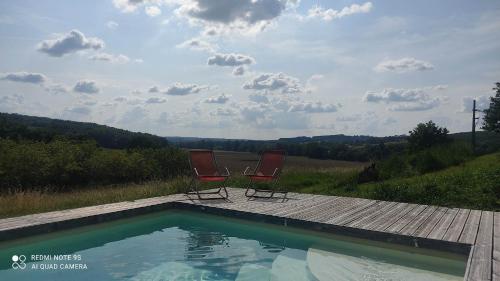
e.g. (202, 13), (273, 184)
(187, 150), (229, 200)
(243, 150), (287, 199)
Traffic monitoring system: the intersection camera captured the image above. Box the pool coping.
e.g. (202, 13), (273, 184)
(0, 188), (497, 281)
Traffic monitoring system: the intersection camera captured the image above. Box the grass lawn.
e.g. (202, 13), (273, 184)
(0, 152), (498, 219)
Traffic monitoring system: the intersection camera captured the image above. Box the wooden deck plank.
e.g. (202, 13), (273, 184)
(369, 203), (417, 232)
(326, 200), (381, 225)
(460, 210), (482, 245)
(399, 206), (438, 236)
(385, 204), (428, 233)
(466, 211), (493, 281)
(346, 202), (399, 229)
(427, 208), (460, 240)
(493, 212), (500, 281)
(413, 207), (448, 238)
(443, 209), (470, 242)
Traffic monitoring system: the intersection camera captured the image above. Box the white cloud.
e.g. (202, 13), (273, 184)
(176, 38), (216, 52)
(107, 21), (119, 29)
(145, 6), (161, 17)
(363, 88), (428, 103)
(207, 53), (255, 66)
(232, 66), (246, 76)
(0, 72), (46, 84)
(210, 107), (238, 116)
(288, 101), (339, 113)
(307, 2), (373, 21)
(164, 83), (208, 96)
(389, 99), (441, 111)
(89, 53), (131, 64)
(73, 80), (100, 94)
(364, 87), (443, 111)
(174, 0), (298, 34)
(44, 83), (70, 94)
(146, 97), (167, 104)
(243, 72), (304, 94)
(66, 106), (91, 115)
(461, 96), (491, 112)
(336, 115), (362, 122)
(148, 86), (160, 93)
(248, 93), (269, 103)
(204, 93), (229, 104)
(374, 57), (434, 73)
(37, 30), (104, 57)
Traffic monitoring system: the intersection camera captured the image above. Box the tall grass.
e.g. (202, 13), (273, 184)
(0, 178), (189, 218)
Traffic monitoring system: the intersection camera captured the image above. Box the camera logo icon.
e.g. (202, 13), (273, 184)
(12, 255), (26, 270)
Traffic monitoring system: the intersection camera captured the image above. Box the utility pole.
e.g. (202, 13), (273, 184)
(472, 99), (476, 152)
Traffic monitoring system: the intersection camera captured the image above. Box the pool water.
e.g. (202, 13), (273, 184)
(0, 210), (466, 281)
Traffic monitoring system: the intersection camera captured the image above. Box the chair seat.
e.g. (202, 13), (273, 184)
(198, 175), (227, 182)
(248, 175), (274, 181)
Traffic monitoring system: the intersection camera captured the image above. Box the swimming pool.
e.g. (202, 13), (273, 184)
(0, 210), (466, 280)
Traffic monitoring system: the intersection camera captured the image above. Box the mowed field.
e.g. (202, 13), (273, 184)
(213, 150), (367, 173)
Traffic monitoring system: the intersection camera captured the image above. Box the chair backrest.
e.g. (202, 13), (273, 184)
(189, 150), (218, 176)
(255, 150), (286, 177)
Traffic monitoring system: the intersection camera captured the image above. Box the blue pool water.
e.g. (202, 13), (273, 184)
(0, 210), (466, 280)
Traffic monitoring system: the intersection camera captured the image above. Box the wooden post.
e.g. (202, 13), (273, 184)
(472, 99), (476, 153)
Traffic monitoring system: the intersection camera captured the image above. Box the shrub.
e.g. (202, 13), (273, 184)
(408, 121), (450, 151)
(0, 138), (189, 191)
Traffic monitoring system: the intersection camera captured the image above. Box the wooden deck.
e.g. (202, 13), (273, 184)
(0, 187), (498, 281)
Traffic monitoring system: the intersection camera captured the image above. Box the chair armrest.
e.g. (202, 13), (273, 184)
(194, 168), (200, 176)
(221, 167), (231, 176)
(271, 168), (279, 177)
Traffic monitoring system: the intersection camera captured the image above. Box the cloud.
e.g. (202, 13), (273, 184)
(389, 99), (441, 111)
(336, 115), (362, 122)
(73, 80), (100, 94)
(176, 38), (216, 52)
(0, 72), (46, 84)
(461, 96), (491, 112)
(307, 2), (373, 21)
(145, 6), (161, 17)
(207, 53), (255, 67)
(112, 0), (145, 13)
(364, 87), (443, 111)
(204, 93), (229, 104)
(37, 30), (104, 57)
(232, 66), (246, 76)
(174, 0), (298, 34)
(374, 57), (434, 73)
(148, 86), (160, 93)
(164, 83), (208, 96)
(44, 83), (70, 94)
(210, 107), (238, 116)
(363, 88), (428, 103)
(107, 21), (119, 29)
(248, 93), (269, 103)
(288, 101), (339, 113)
(66, 106), (91, 115)
(146, 97), (167, 104)
(243, 72), (304, 94)
(89, 53), (130, 64)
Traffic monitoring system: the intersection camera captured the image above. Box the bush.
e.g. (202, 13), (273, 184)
(374, 140), (472, 180)
(0, 138), (189, 191)
(408, 121), (450, 151)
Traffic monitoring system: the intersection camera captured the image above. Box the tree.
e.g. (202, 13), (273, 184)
(482, 82), (500, 133)
(408, 121), (449, 151)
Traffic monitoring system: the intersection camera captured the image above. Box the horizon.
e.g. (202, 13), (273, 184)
(1, 1), (499, 139)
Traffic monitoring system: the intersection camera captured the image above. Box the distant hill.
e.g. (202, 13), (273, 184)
(0, 112), (169, 149)
(279, 134), (407, 144)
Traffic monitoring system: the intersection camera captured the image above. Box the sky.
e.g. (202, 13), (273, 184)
(0, 0), (499, 139)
